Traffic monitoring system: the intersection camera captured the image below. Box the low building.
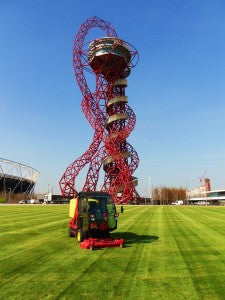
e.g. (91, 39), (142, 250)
(36, 193), (69, 204)
(187, 178), (225, 205)
(205, 190), (225, 205)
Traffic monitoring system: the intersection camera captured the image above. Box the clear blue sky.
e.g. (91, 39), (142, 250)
(1, 0), (225, 195)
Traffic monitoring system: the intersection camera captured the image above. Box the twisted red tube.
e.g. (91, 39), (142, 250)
(59, 16), (141, 203)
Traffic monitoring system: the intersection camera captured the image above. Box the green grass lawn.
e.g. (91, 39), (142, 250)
(1, 205), (225, 299)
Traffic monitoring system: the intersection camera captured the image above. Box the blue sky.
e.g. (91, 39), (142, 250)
(1, 0), (225, 195)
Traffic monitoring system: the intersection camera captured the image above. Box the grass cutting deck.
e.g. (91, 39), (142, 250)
(1, 205), (225, 299)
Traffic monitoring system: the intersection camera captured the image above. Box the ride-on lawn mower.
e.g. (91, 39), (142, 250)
(68, 192), (124, 250)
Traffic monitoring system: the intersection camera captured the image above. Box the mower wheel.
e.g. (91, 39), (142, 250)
(120, 242), (126, 248)
(77, 228), (85, 243)
(68, 227), (76, 237)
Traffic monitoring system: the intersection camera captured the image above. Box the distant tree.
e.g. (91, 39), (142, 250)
(0, 192), (36, 203)
(152, 186), (187, 205)
(152, 187), (160, 205)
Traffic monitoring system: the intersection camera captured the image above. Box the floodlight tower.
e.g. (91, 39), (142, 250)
(59, 16), (140, 203)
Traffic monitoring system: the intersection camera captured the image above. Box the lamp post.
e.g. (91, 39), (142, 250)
(8, 188), (12, 203)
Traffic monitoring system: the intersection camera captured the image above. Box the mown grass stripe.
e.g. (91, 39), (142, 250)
(167, 207), (225, 299)
(1, 205), (225, 299)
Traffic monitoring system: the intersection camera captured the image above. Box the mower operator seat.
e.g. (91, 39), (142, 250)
(88, 198), (103, 220)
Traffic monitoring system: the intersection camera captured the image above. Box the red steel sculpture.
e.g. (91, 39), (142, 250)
(59, 16), (140, 203)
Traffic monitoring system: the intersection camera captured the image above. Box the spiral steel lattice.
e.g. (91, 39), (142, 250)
(59, 16), (140, 203)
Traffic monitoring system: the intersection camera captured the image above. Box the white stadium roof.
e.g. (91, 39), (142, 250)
(0, 158), (39, 183)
